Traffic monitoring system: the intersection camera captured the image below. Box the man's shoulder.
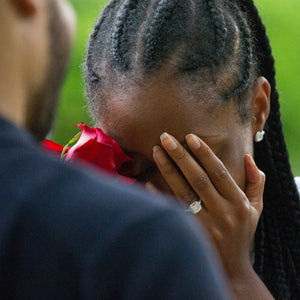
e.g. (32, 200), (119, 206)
(0, 116), (184, 255)
(0, 118), (230, 300)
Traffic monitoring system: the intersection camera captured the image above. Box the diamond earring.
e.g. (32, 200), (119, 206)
(255, 130), (265, 142)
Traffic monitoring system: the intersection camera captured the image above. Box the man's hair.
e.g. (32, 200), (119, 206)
(85, 1), (300, 298)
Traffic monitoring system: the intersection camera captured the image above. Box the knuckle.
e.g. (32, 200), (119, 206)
(237, 200), (251, 221)
(161, 161), (175, 176)
(178, 190), (197, 203)
(212, 166), (227, 183)
(221, 214), (235, 231)
(172, 147), (186, 161)
(200, 144), (211, 159)
(194, 174), (209, 190)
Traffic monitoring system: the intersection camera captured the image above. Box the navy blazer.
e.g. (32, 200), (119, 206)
(0, 117), (231, 300)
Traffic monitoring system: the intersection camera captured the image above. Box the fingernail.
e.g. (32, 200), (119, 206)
(153, 145), (160, 153)
(186, 134), (201, 149)
(160, 132), (177, 150)
(153, 145), (168, 165)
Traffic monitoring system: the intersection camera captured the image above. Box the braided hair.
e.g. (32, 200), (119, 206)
(85, 1), (300, 298)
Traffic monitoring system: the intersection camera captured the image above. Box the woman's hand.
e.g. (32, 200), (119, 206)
(152, 132), (265, 281)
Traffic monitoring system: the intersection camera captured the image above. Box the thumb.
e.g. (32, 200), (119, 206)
(244, 154), (265, 212)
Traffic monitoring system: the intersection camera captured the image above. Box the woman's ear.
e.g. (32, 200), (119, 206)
(10, 0), (37, 16)
(251, 76), (271, 138)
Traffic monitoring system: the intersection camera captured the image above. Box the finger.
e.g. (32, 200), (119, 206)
(152, 145), (199, 205)
(244, 154), (265, 213)
(185, 134), (246, 203)
(145, 181), (159, 195)
(159, 133), (224, 213)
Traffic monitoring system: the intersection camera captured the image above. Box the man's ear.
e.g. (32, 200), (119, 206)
(10, 0), (37, 16)
(251, 76), (271, 138)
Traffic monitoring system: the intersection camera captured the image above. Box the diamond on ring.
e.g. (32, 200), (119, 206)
(186, 200), (202, 214)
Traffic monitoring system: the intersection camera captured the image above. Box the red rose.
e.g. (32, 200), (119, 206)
(43, 124), (135, 184)
(41, 139), (70, 156)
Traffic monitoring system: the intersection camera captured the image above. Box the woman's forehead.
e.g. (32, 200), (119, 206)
(99, 85), (241, 154)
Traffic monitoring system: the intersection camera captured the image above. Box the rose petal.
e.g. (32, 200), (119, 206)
(74, 123), (97, 147)
(41, 140), (70, 157)
(66, 139), (120, 174)
(42, 139), (64, 152)
(93, 126), (133, 169)
(75, 123), (133, 169)
(61, 123), (136, 184)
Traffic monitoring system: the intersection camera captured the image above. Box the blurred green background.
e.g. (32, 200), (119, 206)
(52, 0), (300, 175)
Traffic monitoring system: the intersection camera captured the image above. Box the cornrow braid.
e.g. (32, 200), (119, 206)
(86, 0), (120, 75)
(237, 0), (300, 298)
(143, 0), (181, 71)
(226, 1), (252, 99)
(206, 0), (227, 65)
(175, 0), (230, 72)
(85, 0), (121, 116)
(112, 0), (139, 70)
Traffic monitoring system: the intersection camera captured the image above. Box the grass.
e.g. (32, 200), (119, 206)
(52, 0), (300, 175)
(51, 0), (106, 142)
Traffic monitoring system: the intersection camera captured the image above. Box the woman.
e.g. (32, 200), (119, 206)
(84, 0), (300, 298)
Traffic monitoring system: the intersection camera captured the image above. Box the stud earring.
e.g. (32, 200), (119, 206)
(255, 130), (265, 142)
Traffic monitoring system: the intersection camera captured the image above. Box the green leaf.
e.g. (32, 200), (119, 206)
(61, 131), (82, 160)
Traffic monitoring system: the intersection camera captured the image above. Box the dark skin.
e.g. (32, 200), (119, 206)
(97, 72), (273, 299)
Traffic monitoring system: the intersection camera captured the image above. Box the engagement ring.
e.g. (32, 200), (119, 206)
(186, 200), (202, 215)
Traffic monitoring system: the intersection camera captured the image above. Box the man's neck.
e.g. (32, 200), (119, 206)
(0, 70), (26, 128)
(0, 9), (27, 129)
